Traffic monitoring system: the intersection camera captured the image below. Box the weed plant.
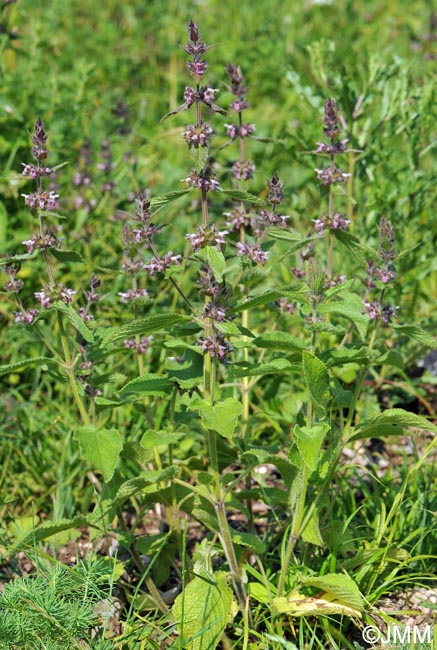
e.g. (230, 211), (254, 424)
(0, 4), (436, 649)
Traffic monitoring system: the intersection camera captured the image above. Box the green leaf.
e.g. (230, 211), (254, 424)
(219, 188), (265, 206)
(54, 302), (94, 343)
(293, 423), (329, 472)
(195, 398), (242, 439)
(196, 246), (226, 282)
(273, 592), (361, 617)
(150, 189), (189, 208)
(269, 228), (318, 253)
(302, 351), (330, 414)
(74, 426), (123, 481)
(110, 468), (176, 509)
(120, 374), (173, 397)
(231, 286), (309, 313)
(51, 248), (84, 263)
(8, 516), (89, 555)
(301, 510), (325, 547)
(393, 325), (437, 349)
(166, 350), (203, 389)
(230, 530), (266, 554)
(301, 573), (364, 611)
(95, 397), (122, 408)
(319, 346), (373, 368)
(318, 293), (369, 340)
(351, 408), (437, 441)
(140, 429), (183, 449)
(253, 331), (307, 352)
(0, 356), (59, 376)
(333, 229), (374, 257)
(230, 358), (295, 378)
(99, 313), (189, 345)
(172, 572), (233, 650)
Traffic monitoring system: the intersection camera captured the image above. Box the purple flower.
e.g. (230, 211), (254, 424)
(291, 266), (306, 279)
(187, 60), (208, 77)
(22, 239), (35, 254)
(21, 163), (52, 178)
(225, 123), (256, 140)
(236, 242), (269, 266)
(14, 309), (39, 324)
(60, 287), (76, 304)
(258, 209), (289, 228)
(78, 307), (94, 321)
(230, 99), (249, 112)
(314, 167), (351, 185)
(185, 225), (228, 252)
(323, 98), (340, 139)
(134, 192), (151, 222)
(34, 290), (52, 308)
(224, 206), (248, 231)
(183, 122), (213, 148)
(376, 267), (396, 284)
(187, 19), (199, 42)
(199, 334), (230, 359)
(118, 288), (149, 303)
(268, 172), (284, 205)
(132, 224), (160, 244)
(144, 251), (182, 275)
(315, 139), (348, 154)
(21, 231), (60, 254)
(124, 336), (153, 354)
(22, 190), (60, 211)
(278, 298), (295, 314)
(203, 303), (226, 323)
(4, 277), (24, 292)
(232, 160), (255, 181)
(183, 169), (219, 192)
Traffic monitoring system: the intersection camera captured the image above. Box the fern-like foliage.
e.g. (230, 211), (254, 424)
(0, 558), (116, 649)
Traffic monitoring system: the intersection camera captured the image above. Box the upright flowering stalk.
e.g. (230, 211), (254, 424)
(362, 217), (398, 326)
(5, 120), (94, 424)
(167, 20), (249, 616)
(223, 64), (255, 448)
(313, 99), (351, 285)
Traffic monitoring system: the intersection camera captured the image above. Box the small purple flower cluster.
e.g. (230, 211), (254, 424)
(225, 64), (256, 181)
(97, 139), (116, 194)
(118, 288), (149, 304)
(183, 168), (219, 192)
(22, 190), (59, 211)
(182, 122), (214, 149)
(362, 218), (397, 323)
(314, 166), (351, 186)
(225, 122), (256, 141)
(278, 298), (295, 315)
(144, 252), (182, 276)
(203, 302), (226, 323)
(21, 163), (52, 178)
(313, 212), (351, 236)
(199, 334), (230, 359)
(124, 336), (153, 354)
(232, 160), (255, 181)
(313, 99), (351, 191)
(22, 231), (60, 255)
(2, 261), (23, 293)
(185, 225), (228, 252)
(34, 285), (76, 309)
(233, 173), (286, 266)
(73, 140), (97, 213)
(236, 242), (269, 266)
(362, 301), (398, 323)
(79, 275), (100, 321)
